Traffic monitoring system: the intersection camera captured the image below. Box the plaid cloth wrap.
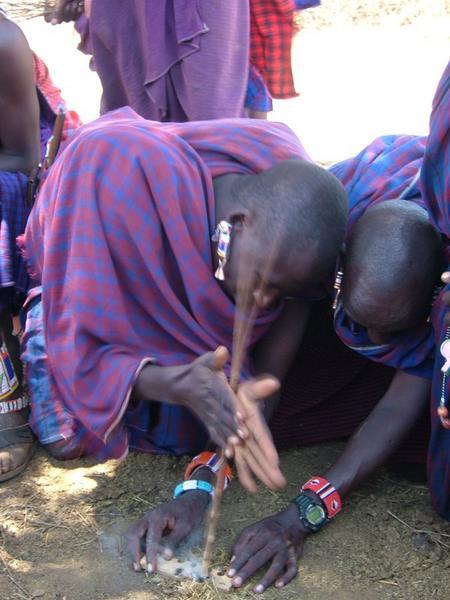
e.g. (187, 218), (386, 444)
(250, 0), (298, 99)
(0, 172), (29, 309)
(330, 134), (435, 379)
(421, 62), (450, 520)
(23, 107), (311, 460)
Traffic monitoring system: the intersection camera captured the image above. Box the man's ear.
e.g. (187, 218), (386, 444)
(229, 208), (250, 231)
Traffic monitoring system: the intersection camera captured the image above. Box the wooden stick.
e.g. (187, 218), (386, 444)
(201, 257), (259, 577)
(200, 451), (227, 578)
(201, 224), (282, 577)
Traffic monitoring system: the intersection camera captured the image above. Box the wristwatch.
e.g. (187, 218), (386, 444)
(292, 476), (342, 532)
(291, 491), (328, 532)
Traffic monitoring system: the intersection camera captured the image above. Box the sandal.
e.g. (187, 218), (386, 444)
(0, 396), (36, 483)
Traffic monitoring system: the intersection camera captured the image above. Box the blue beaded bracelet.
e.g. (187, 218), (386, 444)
(173, 480), (214, 499)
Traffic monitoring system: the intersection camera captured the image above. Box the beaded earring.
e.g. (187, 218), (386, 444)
(332, 270), (344, 310)
(212, 221), (232, 281)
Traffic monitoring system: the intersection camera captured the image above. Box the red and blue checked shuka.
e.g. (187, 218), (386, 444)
(250, 0), (299, 99)
(23, 108), (311, 461)
(422, 61), (450, 520)
(330, 134), (435, 380)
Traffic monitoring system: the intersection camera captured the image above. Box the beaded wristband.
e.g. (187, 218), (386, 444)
(173, 480), (214, 499)
(302, 476), (342, 518)
(184, 451), (233, 491)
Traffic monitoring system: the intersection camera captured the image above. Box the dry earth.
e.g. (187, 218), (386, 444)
(2, 446), (450, 600)
(1, 2), (450, 599)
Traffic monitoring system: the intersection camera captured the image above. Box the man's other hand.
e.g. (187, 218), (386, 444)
(232, 377), (286, 493)
(227, 504), (307, 593)
(125, 491), (210, 573)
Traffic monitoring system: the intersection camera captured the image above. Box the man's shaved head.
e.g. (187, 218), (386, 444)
(342, 200), (444, 333)
(216, 158), (348, 307)
(234, 159), (348, 277)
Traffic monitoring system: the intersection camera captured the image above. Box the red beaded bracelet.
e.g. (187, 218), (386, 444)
(184, 451), (233, 491)
(302, 476), (342, 518)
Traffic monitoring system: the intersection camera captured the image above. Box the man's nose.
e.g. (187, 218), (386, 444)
(253, 288), (278, 310)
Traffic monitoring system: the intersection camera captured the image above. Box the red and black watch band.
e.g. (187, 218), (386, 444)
(302, 476), (342, 519)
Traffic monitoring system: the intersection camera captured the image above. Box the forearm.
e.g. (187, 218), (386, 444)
(133, 362), (177, 405)
(253, 300), (311, 420)
(324, 370), (430, 498)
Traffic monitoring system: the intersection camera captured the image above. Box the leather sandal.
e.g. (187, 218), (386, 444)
(0, 397), (36, 483)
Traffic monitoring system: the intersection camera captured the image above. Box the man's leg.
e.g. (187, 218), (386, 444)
(0, 337), (35, 481)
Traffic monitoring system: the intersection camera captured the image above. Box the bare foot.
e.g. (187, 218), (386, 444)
(0, 407), (34, 479)
(45, 436), (83, 461)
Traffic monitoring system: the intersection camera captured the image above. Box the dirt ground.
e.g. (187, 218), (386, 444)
(1, 445), (450, 600)
(1, 1), (450, 599)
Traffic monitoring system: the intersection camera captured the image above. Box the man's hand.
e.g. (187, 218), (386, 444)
(232, 377), (286, 493)
(169, 346), (247, 449)
(135, 347), (246, 450)
(126, 491), (210, 573)
(227, 504), (307, 593)
(135, 349), (285, 491)
(45, 0), (84, 24)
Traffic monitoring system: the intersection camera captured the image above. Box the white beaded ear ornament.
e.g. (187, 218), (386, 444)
(332, 270), (344, 310)
(212, 221), (232, 281)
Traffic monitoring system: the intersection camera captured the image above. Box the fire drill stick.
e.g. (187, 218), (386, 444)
(200, 449), (227, 578)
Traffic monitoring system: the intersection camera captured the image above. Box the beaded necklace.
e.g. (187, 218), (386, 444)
(439, 326), (450, 412)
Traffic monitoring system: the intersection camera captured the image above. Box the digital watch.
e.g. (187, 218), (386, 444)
(292, 476), (342, 532)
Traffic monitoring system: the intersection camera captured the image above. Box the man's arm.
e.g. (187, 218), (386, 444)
(252, 300), (311, 419)
(324, 370), (429, 494)
(0, 17), (40, 174)
(228, 370), (430, 592)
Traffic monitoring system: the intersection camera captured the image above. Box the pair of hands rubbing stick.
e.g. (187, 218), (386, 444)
(138, 273), (285, 590)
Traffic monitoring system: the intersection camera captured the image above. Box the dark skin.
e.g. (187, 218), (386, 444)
(0, 15), (40, 174)
(0, 16), (40, 477)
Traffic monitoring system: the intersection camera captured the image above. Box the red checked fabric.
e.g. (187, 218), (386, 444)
(302, 476), (342, 518)
(250, 0), (299, 99)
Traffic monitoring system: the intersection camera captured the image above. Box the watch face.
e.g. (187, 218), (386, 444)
(305, 503), (326, 526)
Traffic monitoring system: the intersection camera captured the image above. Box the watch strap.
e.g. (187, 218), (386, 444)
(302, 476), (342, 518)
